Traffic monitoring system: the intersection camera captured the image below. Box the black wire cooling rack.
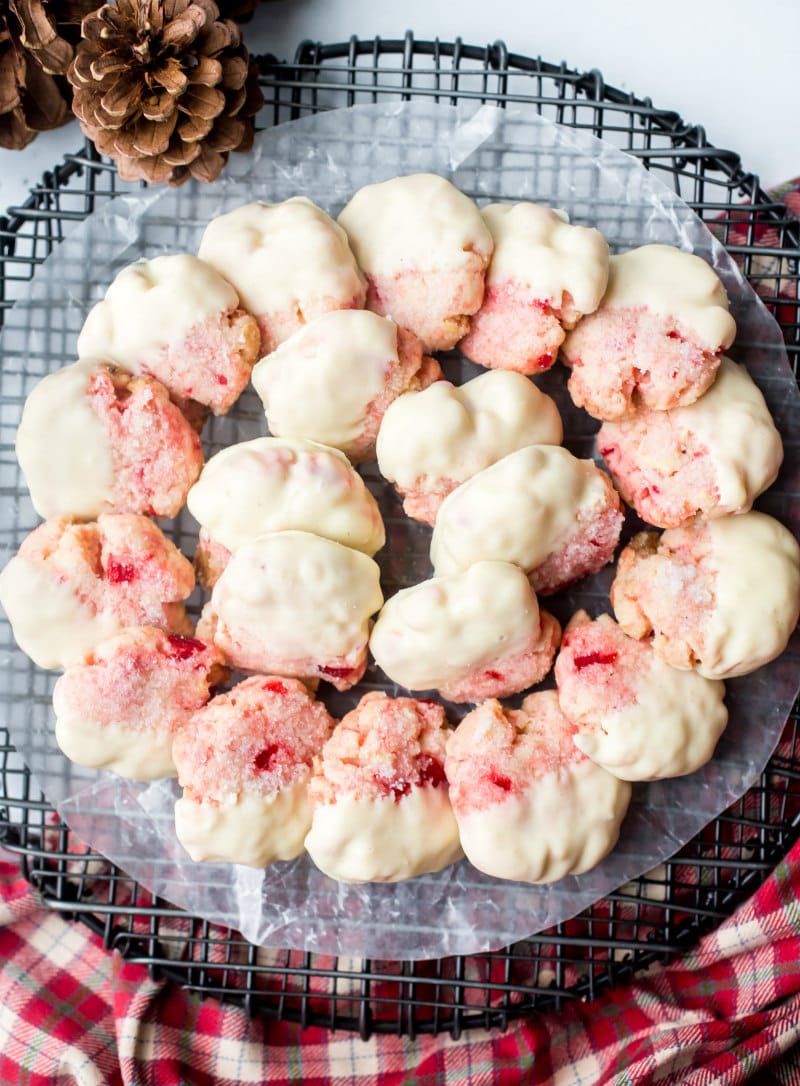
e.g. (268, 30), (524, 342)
(1, 34), (800, 1039)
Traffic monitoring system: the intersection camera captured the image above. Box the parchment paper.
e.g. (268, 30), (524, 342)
(1, 101), (798, 960)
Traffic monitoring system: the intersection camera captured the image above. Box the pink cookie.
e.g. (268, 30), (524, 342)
(430, 445), (624, 595)
(611, 513), (800, 679)
(53, 627), (227, 780)
(197, 531), (383, 692)
(460, 203), (609, 375)
(305, 692), (462, 882)
(445, 691), (631, 883)
(555, 611), (728, 781)
(17, 361), (203, 520)
(561, 245), (736, 421)
(0, 514), (195, 670)
(370, 561), (561, 703)
(597, 357), (783, 528)
(376, 370), (563, 526)
(198, 198), (366, 355)
(77, 254), (260, 415)
(173, 676), (335, 867)
(193, 529), (233, 592)
(338, 173), (494, 352)
(252, 309), (441, 462)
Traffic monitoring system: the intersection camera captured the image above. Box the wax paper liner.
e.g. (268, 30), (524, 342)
(1, 102), (798, 961)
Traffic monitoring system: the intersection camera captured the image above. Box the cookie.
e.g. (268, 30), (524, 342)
(562, 244), (736, 420)
(445, 691), (631, 883)
(460, 202), (609, 374)
(376, 370), (563, 525)
(370, 561), (560, 702)
(305, 692), (462, 882)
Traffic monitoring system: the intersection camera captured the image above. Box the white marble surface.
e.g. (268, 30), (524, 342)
(0, 0), (798, 211)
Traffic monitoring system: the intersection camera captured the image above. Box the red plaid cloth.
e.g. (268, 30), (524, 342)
(2, 845), (800, 1085)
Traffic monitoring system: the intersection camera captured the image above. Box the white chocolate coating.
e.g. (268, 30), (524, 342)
(338, 173), (493, 274)
(670, 359), (782, 509)
(481, 202), (609, 314)
(77, 254), (239, 369)
(54, 711), (176, 780)
(370, 561), (541, 691)
(0, 555), (121, 669)
(17, 362), (114, 520)
(304, 788), (463, 883)
(455, 760), (630, 883)
(208, 531), (383, 662)
(198, 198), (365, 321)
(175, 782), (311, 868)
(700, 513), (800, 679)
(376, 370), (563, 492)
(431, 445), (615, 577)
(187, 437), (384, 556)
(603, 245), (736, 350)
(252, 309), (402, 451)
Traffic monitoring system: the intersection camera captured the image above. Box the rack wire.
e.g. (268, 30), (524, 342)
(1, 34), (799, 1039)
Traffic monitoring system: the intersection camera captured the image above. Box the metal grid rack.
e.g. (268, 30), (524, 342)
(1, 34), (799, 1039)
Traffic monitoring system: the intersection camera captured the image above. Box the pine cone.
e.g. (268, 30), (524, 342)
(0, 0), (95, 150)
(67, 0), (264, 186)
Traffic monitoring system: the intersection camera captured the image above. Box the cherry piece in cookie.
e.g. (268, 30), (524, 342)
(173, 676), (334, 867)
(305, 691), (462, 882)
(338, 173), (494, 352)
(597, 357), (783, 528)
(0, 514), (195, 670)
(77, 254), (260, 415)
(459, 202), (609, 375)
(197, 530), (383, 691)
(561, 244), (736, 421)
(445, 691), (631, 883)
(188, 436), (384, 589)
(251, 309), (441, 463)
(198, 197), (366, 356)
(555, 610), (728, 781)
(611, 513), (800, 679)
(370, 561), (561, 703)
(430, 445), (624, 595)
(53, 626), (227, 780)
(376, 370), (563, 526)
(17, 361), (203, 520)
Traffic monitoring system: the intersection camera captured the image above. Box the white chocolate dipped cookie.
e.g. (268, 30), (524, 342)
(77, 254), (260, 414)
(445, 691), (631, 883)
(252, 308), (441, 462)
(188, 437), (385, 588)
(338, 173), (493, 351)
(597, 357), (783, 528)
(173, 675), (334, 868)
(430, 445), (624, 594)
(305, 692), (462, 883)
(198, 197), (366, 354)
(53, 627), (227, 780)
(562, 244), (736, 420)
(17, 360), (203, 521)
(370, 561), (561, 703)
(555, 611), (728, 781)
(0, 514), (194, 670)
(197, 530), (383, 691)
(376, 370), (563, 525)
(611, 512), (800, 679)
(460, 202), (609, 374)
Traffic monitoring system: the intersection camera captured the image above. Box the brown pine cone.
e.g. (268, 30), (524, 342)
(67, 0), (264, 186)
(0, 0), (95, 150)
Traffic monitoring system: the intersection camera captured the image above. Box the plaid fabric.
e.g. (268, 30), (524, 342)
(2, 844), (800, 1085)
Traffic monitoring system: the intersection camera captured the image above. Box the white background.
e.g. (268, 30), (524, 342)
(1, 0), (799, 210)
